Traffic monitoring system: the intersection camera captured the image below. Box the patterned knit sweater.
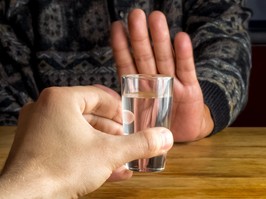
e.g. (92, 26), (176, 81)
(0, 0), (251, 134)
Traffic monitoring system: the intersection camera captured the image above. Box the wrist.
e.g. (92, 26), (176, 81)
(0, 169), (67, 199)
(201, 104), (214, 138)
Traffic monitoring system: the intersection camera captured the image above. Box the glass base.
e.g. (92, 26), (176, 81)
(127, 166), (165, 172)
(126, 155), (166, 172)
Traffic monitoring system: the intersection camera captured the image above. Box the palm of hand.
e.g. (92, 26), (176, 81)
(111, 9), (213, 142)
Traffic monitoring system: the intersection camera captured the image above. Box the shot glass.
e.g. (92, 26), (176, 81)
(121, 74), (173, 172)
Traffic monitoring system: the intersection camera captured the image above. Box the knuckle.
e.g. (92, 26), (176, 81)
(142, 130), (161, 153)
(116, 60), (135, 70)
(134, 53), (154, 63)
(37, 87), (68, 109)
(156, 53), (173, 63)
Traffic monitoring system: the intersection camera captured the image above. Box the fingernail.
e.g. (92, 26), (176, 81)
(161, 130), (173, 150)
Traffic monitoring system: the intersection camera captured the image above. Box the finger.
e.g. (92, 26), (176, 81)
(128, 9), (157, 74)
(149, 11), (175, 76)
(36, 86), (122, 124)
(67, 86), (122, 123)
(111, 21), (137, 77)
(83, 114), (123, 135)
(109, 127), (173, 168)
(79, 86), (122, 123)
(107, 166), (133, 182)
(93, 84), (121, 100)
(174, 32), (198, 86)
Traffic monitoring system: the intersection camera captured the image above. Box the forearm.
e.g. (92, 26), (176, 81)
(184, 0), (252, 134)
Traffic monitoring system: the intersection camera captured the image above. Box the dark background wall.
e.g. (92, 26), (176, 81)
(231, 45), (266, 127)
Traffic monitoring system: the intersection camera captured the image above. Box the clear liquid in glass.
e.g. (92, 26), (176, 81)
(122, 92), (172, 172)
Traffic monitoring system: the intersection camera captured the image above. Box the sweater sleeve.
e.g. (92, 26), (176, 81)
(181, 0), (252, 134)
(0, 1), (39, 125)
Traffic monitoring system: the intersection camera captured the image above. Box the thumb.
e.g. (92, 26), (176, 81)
(112, 127), (174, 166)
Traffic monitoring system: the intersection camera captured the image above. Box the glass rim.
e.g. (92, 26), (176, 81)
(122, 74), (173, 80)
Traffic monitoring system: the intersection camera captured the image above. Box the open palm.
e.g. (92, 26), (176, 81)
(111, 9), (214, 142)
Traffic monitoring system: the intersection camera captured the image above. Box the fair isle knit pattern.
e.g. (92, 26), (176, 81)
(0, 0), (251, 134)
